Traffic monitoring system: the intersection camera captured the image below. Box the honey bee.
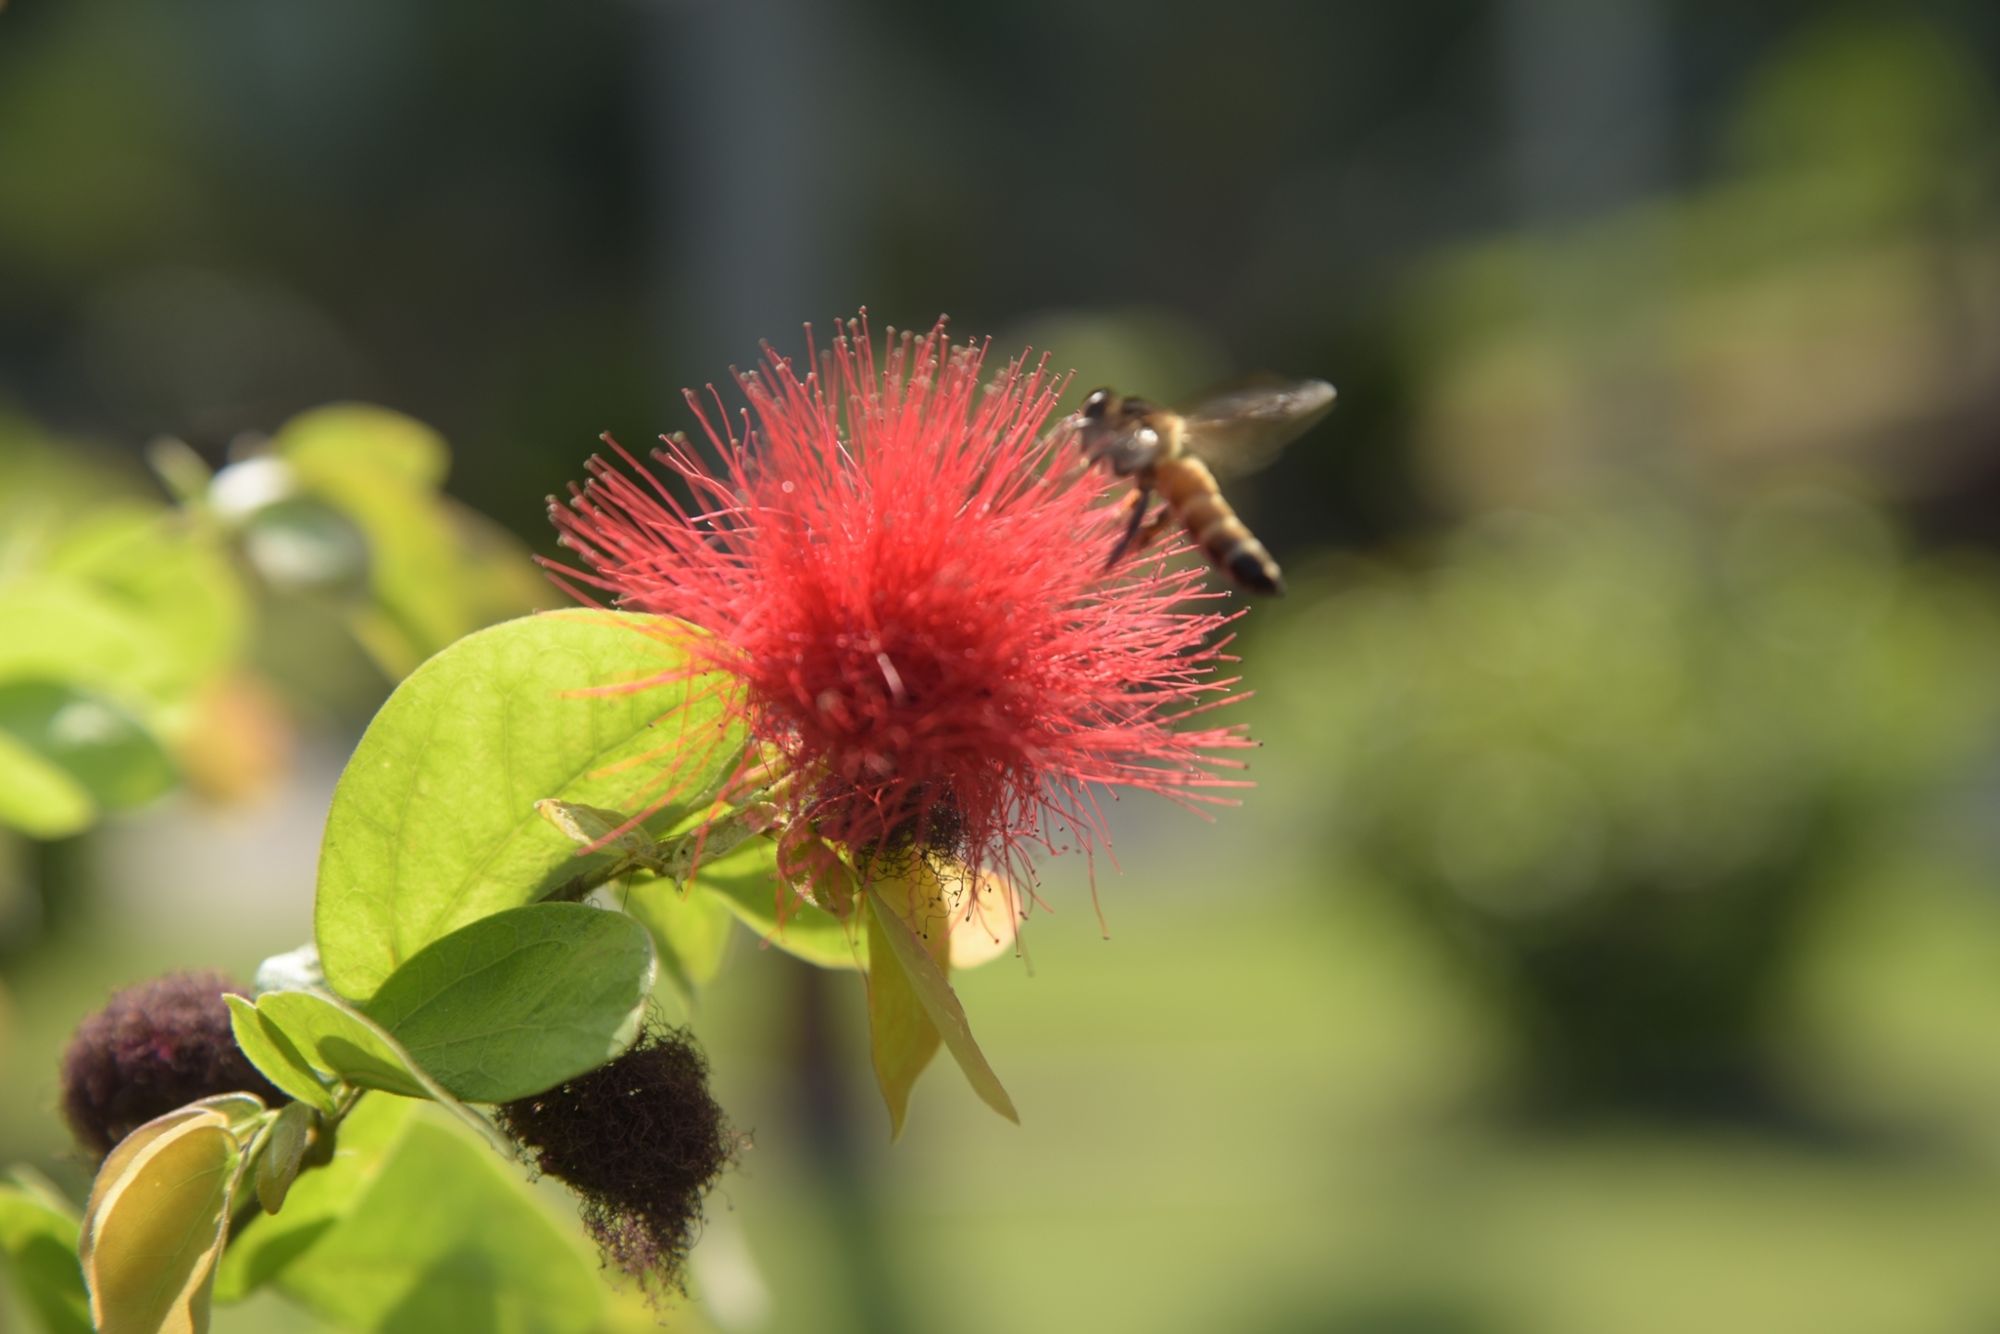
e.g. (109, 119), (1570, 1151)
(1072, 378), (1336, 595)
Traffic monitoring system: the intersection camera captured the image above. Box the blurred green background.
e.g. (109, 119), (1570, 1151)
(8, 2), (2000, 1331)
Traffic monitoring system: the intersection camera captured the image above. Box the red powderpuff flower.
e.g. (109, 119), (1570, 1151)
(546, 316), (1252, 913)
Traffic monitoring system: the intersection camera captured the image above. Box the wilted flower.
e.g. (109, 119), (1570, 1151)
(547, 316), (1250, 910)
(497, 1024), (734, 1295)
(59, 970), (284, 1157)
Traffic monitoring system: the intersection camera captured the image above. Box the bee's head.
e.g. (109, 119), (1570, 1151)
(1080, 387), (1114, 421)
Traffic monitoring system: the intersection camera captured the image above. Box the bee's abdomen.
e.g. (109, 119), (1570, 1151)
(1157, 458), (1285, 595)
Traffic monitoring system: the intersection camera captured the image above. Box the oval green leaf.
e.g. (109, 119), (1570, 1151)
(224, 994), (339, 1115)
(362, 903), (656, 1103)
(315, 610), (746, 1000)
(80, 1110), (237, 1334)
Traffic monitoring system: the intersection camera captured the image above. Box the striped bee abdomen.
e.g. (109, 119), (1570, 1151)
(1155, 456), (1285, 595)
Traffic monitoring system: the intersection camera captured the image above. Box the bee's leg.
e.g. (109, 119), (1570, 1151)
(1105, 485), (1153, 570)
(1131, 507), (1178, 553)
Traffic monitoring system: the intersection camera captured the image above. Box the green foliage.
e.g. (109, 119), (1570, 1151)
(313, 609), (746, 1000)
(0, 406), (544, 842)
(211, 1097), (605, 1332)
(0, 1179), (90, 1334)
(360, 904), (656, 1104)
(1274, 497), (2000, 1103)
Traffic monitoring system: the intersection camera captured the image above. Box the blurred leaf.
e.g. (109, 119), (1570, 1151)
(224, 995), (339, 1115)
(253, 1103), (315, 1216)
(314, 610), (746, 1001)
(47, 503), (247, 698)
(0, 1182), (91, 1334)
(362, 904), (656, 1103)
(0, 576), (182, 706)
(696, 837), (865, 970)
(275, 403), (450, 489)
(79, 1108), (237, 1334)
(274, 404), (464, 671)
(622, 873), (733, 1005)
(0, 729), (96, 838)
(266, 1106), (604, 1334)
(866, 868), (1019, 1129)
(0, 680), (177, 817)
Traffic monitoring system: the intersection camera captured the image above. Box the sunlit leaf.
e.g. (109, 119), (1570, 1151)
(865, 872), (1019, 1126)
(0, 1182), (90, 1334)
(266, 1105), (604, 1334)
(315, 610), (745, 1000)
(224, 994), (339, 1115)
(79, 1109), (237, 1334)
(362, 904), (656, 1103)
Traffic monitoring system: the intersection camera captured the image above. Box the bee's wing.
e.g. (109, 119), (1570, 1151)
(1180, 378), (1336, 477)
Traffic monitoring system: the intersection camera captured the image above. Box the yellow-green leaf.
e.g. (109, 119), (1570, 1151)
(865, 872), (1019, 1127)
(79, 1109), (238, 1334)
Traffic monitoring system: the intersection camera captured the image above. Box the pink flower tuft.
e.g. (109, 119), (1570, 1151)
(546, 316), (1252, 910)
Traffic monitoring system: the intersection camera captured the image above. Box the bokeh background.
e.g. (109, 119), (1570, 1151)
(8, 1), (2000, 1331)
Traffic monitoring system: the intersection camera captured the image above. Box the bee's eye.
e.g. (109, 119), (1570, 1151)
(1081, 389), (1112, 419)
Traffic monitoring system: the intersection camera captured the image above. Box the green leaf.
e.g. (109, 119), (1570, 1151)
(275, 403), (450, 489)
(46, 503), (247, 698)
(0, 680), (177, 818)
(362, 904), (656, 1103)
(213, 1095), (413, 1302)
(275, 405), (465, 671)
(265, 1105), (604, 1334)
(0, 577), (182, 707)
(697, 837), (866, 970)
(79, 1108), (238, 1334)
(224, 995), (339, 1115)
(864, 900), (943, 1140)
(623, 873), (733, 1005)
(315, 610), (746, 1000)
(865, 873), (1019, 1127)
(0, 729), (96, 838)
(252, 992), (429, 1099)
(254, 1103), (315, 1216)
(0, 1183), (91, 1334)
